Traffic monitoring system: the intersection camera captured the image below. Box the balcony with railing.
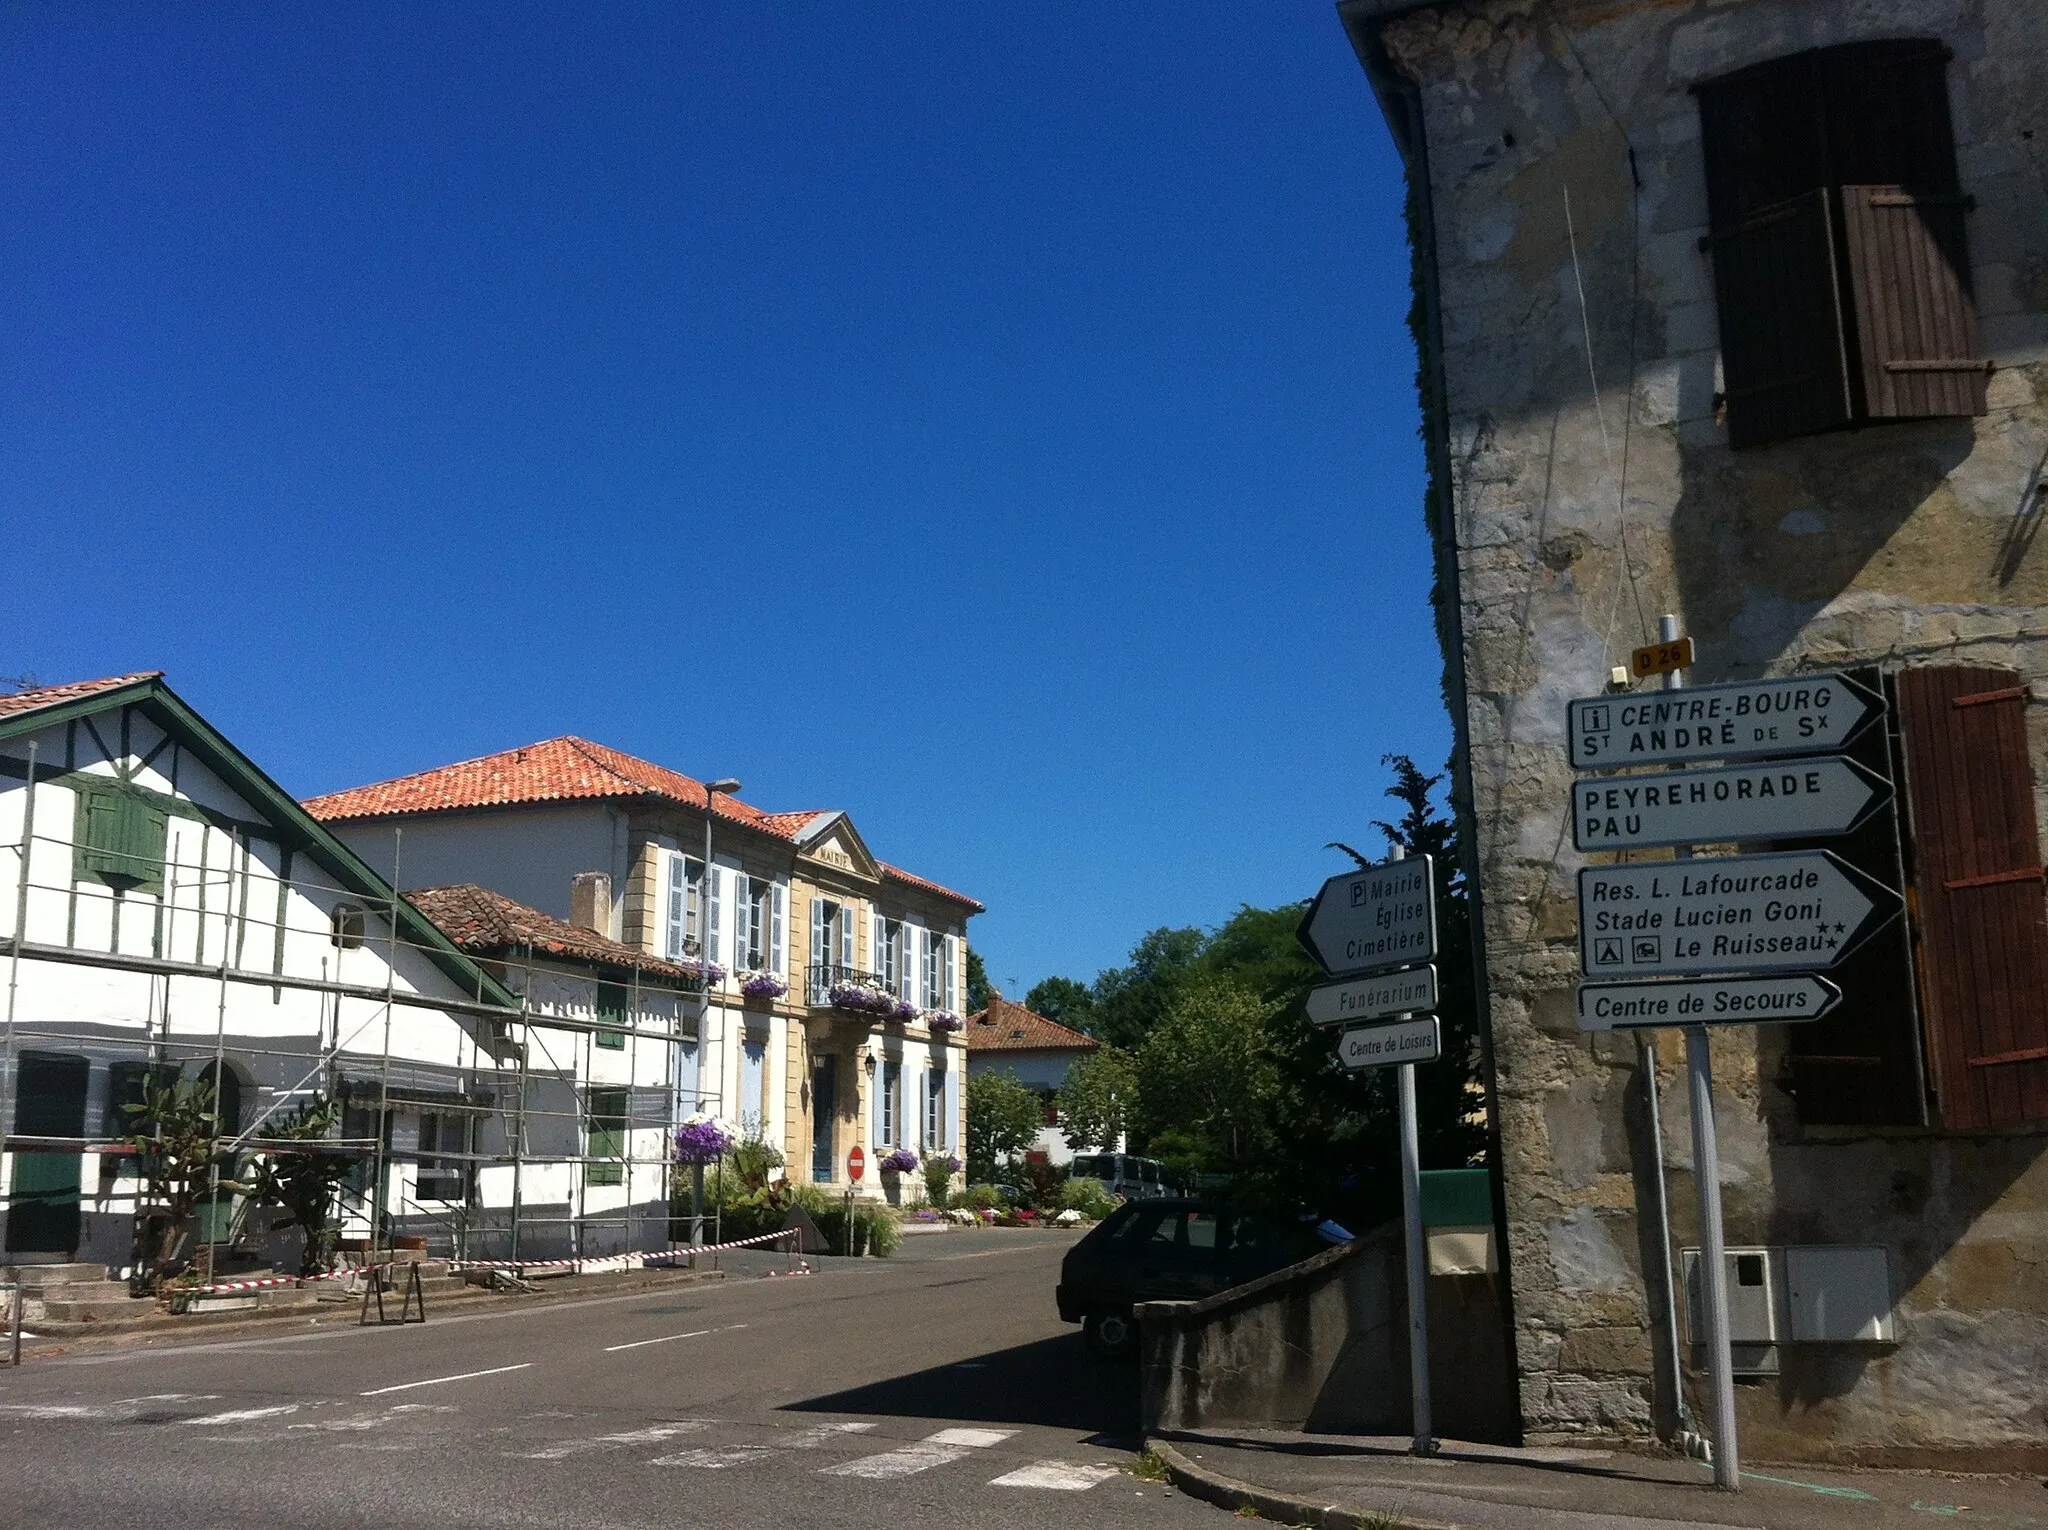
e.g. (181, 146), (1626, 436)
(808, 964), (915, 1021)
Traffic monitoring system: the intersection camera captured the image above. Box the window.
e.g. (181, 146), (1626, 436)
(73, 782), (167, 894)
(925, 1068), (946, 1151)
(416, 1112), (467, 1202)
(594, 983), (627, 1049)
(741, 1035), (766, 1132)
(921, 928), (940, 1008)
(877, 918), (901, 994)
(1696, 39), (1985, 447)
(732, 877), (783, 973)
(584, 1087), (629, 1186)
(808, 896), (855, 996)
(330, 903), (366, 950)
(665, 855), (703, 961)
(880, 1058), (900, 1144)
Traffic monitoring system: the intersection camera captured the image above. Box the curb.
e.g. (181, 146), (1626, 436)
(1146, 1436), (1466, 1530)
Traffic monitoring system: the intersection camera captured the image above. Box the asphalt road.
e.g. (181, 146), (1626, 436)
(0, 1228), (1220, 1530)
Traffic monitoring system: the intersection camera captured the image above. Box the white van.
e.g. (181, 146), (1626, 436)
(1068, 1153), (1170, 1201)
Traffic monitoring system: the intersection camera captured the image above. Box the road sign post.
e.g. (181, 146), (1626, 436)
(1388, 848), (1434, 1455)
(1657, 617), (1740, 1493)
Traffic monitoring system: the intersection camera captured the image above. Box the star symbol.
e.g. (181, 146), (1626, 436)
(1815, 922), (1829, 936)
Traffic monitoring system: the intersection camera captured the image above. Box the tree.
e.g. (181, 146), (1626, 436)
(964, 947), (995, 1012)
(1024, 975), (1094, 1030)
(1132, 976), (1285, 1178)
(241, 1096), (356, 1277)
(965, 1070), (1044, 1184)
(1087, 926), (1205, 1049)
(1056, 1046), (1136, 1153)
(125, 1069), (231, 1292)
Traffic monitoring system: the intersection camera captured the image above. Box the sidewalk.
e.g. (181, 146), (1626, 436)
(1150, 1428), (2048, 1530)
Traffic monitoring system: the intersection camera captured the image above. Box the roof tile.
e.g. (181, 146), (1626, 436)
(0, 673), (161, 719)
(964, 995), (1099, 1054)
(406, 883), (704, 982)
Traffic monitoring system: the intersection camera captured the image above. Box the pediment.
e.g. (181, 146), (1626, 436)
(794, 810), (881, 881)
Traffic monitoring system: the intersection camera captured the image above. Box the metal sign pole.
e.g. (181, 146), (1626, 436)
(1661, 614), (1739, 1491)
(1388, 845), (1435, 1455)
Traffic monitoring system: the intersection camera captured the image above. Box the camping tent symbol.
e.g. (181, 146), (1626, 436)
(1594, 937), (1623, 966)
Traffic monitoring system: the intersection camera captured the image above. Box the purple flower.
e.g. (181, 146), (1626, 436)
(742, 973), (788, 1000)
(932, 1154), (962, 1175)
(674, 1115), (735, 1165)
(890, 997), (917, 1021)
(829, 980), (887, 1014)
(878, 1148), (920, 1174)
(925, 1011), (962, 1033)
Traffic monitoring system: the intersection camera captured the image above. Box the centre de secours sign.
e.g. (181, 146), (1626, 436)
(1577, 974), (1843, 1030)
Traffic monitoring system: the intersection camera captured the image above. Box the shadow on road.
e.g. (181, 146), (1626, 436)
(784, 1332), (1139, 1437)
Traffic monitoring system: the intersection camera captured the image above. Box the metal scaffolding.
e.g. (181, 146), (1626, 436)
(0, 788), (720, 1281)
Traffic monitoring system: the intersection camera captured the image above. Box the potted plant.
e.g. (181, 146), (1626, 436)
(921, 1153), (961, 1209)
(740, 972), (788, 1002)
(924, 1010), (963, 1033)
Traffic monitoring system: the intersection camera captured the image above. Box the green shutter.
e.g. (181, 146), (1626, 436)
(584, 1087), (629, 1185)
(595, 983), (627, 1049)
(73, 783), (167, 893)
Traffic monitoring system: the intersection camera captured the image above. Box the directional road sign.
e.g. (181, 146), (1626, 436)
(1578, 849), (1901, 979)
(1306, 965), (1437, 1028)
(1577, 974), (1842, 1031)
(1572, 756), (1890, 852)
(1336, 1016), (1441, 1071)
(1568, 671), (1881, 771)
(1298, 855), (1436, 978)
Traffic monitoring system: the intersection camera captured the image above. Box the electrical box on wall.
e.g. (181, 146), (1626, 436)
(1682, 1245), (1895, 1374)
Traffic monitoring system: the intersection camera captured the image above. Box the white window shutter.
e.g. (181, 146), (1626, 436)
(707, 867), (723, 967)
(770, 883), (786, 975)
(666, 854), (687, 960)
(943, 935), (958, 1011)
(734, 874), (751, 967)
(839, 903), (854, 974)
(810, 896), (826, 974)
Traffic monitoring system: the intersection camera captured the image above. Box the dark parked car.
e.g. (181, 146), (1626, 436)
(1055, 1197), (1331, 1359)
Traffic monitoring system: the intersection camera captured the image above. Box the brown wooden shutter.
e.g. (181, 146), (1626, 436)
(1896, 667), (2048, 1129)
(1705, 189), (1855, 448)
(1839, 185), (1987, 420)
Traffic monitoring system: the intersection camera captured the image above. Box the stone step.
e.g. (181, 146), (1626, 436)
(3, 1263), (109, 1290)
(36, 1296), (153, 1323)
(26, 1280), (132, 1305)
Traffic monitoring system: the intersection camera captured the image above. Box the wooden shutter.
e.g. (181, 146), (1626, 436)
(770, 882), (786, 976)
(666, 855), (688, 960)
(733, 874), (752, 968)
(1896, 667), (2048, 1128)
(706, 866), (722, 968)
(810, 896), (826, 977)
(1840, 185), (1986, 419)
(1705, 190), (1855, 447)
(838, 903), (854, 973)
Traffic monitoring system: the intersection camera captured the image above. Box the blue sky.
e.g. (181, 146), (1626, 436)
(1, 4), (1444, 996)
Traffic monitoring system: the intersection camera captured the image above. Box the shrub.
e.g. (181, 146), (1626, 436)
(921, 1154), (960, 1209)
(1058, 1178), (1119, 1219)
(1017, 1156), (1067, 1211)
(962, 1183), (1011, 1211)
(809, 1202), (902, 1258)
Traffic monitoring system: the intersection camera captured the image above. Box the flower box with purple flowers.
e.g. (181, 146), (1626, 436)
(741, 972), (788, 1000)
(925, 1011), (962, 1033)
(674, 1115), (735, 1165)
(877, 1148), (920, 1175)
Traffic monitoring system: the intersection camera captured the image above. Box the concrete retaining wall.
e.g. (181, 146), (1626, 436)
(1138, 1222), (1518, 1442)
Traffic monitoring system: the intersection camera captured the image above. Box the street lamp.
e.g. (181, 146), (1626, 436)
(691, 776), (742, 1248)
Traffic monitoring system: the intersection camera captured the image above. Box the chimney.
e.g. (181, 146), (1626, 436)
(570, 871), (612, 935)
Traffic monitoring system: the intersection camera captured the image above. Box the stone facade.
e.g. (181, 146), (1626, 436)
(1344, 0), (2048, 1464)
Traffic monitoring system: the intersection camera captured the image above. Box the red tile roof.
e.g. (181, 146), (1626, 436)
(965, 995), (1100, 1054)
(306, 735), (983, 910)
(406, 883), (704, 983)
(0, 673), (160, 718)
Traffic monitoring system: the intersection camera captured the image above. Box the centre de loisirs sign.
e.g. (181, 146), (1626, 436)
(1568, 673), (1880, 770)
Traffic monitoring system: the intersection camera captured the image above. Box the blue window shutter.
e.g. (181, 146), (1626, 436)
(770, 883), (786, 975)
(707, 866), (722, 967)
(839, 904), (854, 973)
(811, 896), (826, 974)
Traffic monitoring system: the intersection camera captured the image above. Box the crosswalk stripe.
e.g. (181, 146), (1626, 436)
(650, 1419), (879, 1469)
(990, 1460), (1121, 1490)
(183, 1404), (301, 1427)
(821, 1426), (1016, 1480)
(521, 1422), (707, 1460)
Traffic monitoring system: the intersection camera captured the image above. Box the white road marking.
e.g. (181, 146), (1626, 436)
(990, 1460), (1121, 1490)
(651, 1421), (876, 1469)
(604, 1322), (747, 1353)
(525, 1422), (707, 1460)
(822, 1426), (1015, 1479)
(183, 1404), (300, 1426)
(361, 1362), (532, 1396)
(0, 1404), (115, 1420)
(290, 1403), (457, 1433)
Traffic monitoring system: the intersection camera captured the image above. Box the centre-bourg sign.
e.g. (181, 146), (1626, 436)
(1568, 673), (1881, 771)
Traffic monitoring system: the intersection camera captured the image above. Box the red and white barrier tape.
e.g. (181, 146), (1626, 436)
(182, 1229), (803, 1297)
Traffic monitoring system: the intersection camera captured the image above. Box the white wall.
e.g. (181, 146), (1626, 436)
(331, 803), (625, 939)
